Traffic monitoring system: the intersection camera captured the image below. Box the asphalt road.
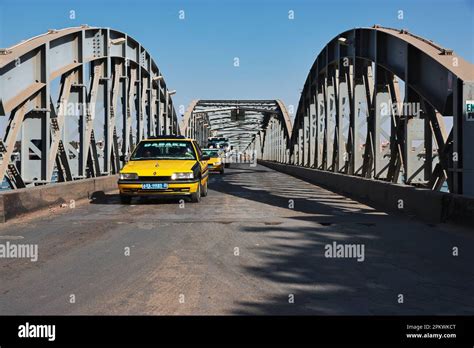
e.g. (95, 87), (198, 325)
(1, 164), (473, 315)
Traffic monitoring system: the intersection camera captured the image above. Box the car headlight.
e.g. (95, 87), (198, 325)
(215, 160), (222, 165)
(119, 173), (138, 180)
(171, 172), (194, 180)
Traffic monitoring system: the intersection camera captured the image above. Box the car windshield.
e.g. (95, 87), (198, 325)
(203, 149), (220, 158)
(208, 138), (228, 149)
(131, 141), (196, 160)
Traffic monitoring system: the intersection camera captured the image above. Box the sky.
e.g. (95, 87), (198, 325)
(0, 0), (473, 121)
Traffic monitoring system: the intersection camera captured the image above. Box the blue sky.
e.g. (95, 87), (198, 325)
(0, 0), (473, 120)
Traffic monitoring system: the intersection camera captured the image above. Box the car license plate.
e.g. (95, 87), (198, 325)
(142, 183), (168, 190)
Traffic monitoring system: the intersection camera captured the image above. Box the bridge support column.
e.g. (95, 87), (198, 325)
(338, 69), (349, 173)
(310, 101), (316, 167)
(373, 68), (392, 180)
(316, 87), (325, 169)
(303, 112), (309, 166)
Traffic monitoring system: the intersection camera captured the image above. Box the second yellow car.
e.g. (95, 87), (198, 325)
(202, 148), (224, 174)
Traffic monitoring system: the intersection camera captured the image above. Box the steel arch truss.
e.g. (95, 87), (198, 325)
(181, 100), (292, 154)
(267, 26), (474, 196)
(0, 26), (179, 189)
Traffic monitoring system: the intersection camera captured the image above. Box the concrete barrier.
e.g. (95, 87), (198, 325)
(259, 160), (474, 226)
(0, 175), (118, 223)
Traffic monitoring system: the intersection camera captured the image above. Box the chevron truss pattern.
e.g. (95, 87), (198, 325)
(0, 26), (179, 189)
(251, 26), (474, 196)
(181, 100), (292, 154)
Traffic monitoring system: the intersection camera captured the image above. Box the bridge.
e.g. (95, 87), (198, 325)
(0, 26), (473, 315)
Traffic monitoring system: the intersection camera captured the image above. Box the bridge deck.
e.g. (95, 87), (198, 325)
(0, 164), (473, 315)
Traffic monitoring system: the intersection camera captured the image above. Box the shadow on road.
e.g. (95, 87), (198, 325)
(210, 164), (474, 315)
(90, 191), (191, 205)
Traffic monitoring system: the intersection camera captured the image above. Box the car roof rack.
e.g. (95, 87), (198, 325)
(147, 135), (186, 139)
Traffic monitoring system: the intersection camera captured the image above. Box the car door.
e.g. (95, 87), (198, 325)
(193, 141), (208, 183)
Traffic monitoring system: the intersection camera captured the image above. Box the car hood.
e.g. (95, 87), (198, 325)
(208, 157), (222, 165)
(122, 160), (197, 176)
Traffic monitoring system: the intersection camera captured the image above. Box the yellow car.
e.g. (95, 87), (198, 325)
(202, 148), (224, 174)
(118, 136), (209, 204)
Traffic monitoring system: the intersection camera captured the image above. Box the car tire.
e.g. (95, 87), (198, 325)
(201, 180), (208, 197)
(120, 195), (132, 204)
(220, 168), (224, 175)
(191, 182), (201, 203)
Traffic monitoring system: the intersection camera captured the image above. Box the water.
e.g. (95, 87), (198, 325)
(1, 178), (10, 191)
(440, 182), (449, 193)
(0, 170), (58, 191)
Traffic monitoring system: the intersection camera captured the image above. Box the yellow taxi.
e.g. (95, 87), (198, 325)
(118, 136), (209, 204)
(202, 148), (224, 174)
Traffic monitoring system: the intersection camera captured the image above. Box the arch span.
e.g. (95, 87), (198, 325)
(255, 26), (474, 196)
(0, 26), (179, 188)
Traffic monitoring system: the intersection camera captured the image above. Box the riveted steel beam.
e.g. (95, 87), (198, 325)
(0, 26), (178, 189)
(286, 26), (474, 196)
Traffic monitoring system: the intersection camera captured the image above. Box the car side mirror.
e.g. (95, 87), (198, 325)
(119, 154), (128, 162)
(202, 155), (210, 161)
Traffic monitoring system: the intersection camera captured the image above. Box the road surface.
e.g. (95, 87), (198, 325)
(1, 164), (473, 315)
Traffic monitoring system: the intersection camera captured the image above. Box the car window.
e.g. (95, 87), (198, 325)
(193, 141), (203, 159)
(130, 141), (197, 160)
(203, 149), (220, 157)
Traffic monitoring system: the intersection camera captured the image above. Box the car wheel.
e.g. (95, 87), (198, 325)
(191, 182), (201, 203)
(120, 195), (132, 204)
(201, 179), (208, 197)
(220, 168), (224, 175)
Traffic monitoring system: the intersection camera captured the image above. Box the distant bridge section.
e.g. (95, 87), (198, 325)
(0, 26), (179, 189)
(251, 26), (474, 197)
(181, 99), (292, 153)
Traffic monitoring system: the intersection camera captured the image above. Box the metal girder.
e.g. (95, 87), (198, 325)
(0, 26), (179, 189)
(265, 26), (474, 196)
(0, 105), (27, 188)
